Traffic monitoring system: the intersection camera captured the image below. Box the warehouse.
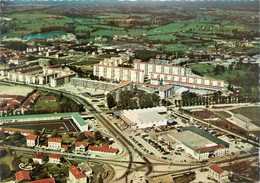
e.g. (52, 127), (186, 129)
(120, 107), (167, 129)
(169, 126), (229, 160)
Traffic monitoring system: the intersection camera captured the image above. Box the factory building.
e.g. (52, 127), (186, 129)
(119, 107), (167, 129)
(159, 85), (175, 99)
(169, 126), (229, 161)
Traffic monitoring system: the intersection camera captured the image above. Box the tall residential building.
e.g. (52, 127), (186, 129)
(93, 64), (144, 83)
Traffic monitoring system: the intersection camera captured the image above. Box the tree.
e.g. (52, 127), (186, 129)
(33, 129), (40, 135)
(51, 129), (58, 138)
(106, 93), (116, 109)
(77, 132), (86, 141)
(0, 164), (11, 180)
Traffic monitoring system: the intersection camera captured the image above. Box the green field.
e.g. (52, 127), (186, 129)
(214, 111), (232, 119)
(231, 107), (260, 126)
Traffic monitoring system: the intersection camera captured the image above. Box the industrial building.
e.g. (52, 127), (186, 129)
(120, 107), (167, 129)
(169, 126), (229, 160)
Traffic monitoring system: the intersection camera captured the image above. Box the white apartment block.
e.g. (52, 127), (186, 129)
(133, 59), (192, 76)
(93, 64), (144, 83)
(150, 72), (224, 89)
(8, 72), (36, 84)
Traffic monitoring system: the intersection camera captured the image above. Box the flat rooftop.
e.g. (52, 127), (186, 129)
(170, 131), (216, 150)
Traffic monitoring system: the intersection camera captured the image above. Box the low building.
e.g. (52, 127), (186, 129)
(120, 107), (168, 130)
(72, 113), (90, 132)
(49, 154), (62, 164)
(169, 126), (229, 160)
(3, 128), (33, 136)
(78, 162), (93, 177)
(33, 153), (47, 165)
(88, 144), (118, 155)
(26, 135), (39, 147)
(75, 141), (89, 153)
(70, 78), (117, 91)
(69, 165), (87, 183)
(15, 171), (31, 183)
(209, 164), (229, 183)
(159, 85), (174, 99)
(48, 138), (62, 150)
(26, 177), (55, 183)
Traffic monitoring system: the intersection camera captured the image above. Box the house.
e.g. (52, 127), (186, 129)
(15, 171), (31, 183)
(61, 144), (69, 152)
(88, 144), (118, 155)
(209, 164), (229, 183)
(26, 135), (39, 147)
(69, 165), (87, 183)
(33, 153), (47, 165)
(26, 177), (55, 183)
(49, 154), (62, 164)
(75, 141), (89, 153)
(48, 138), (62, 150)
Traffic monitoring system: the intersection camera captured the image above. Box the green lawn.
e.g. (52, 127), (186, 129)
(147, 34), (176, 41)
(231, 107), (260, 126)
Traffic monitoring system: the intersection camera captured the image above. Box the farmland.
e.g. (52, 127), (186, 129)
(1, 1), (258, 53)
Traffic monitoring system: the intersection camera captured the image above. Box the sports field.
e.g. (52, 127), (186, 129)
(1, 119), (80, 133)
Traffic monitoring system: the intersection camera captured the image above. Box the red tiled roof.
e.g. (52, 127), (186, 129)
(15, 171), (31, 182)
(83, 131), (94, 138)
(196, 145), (223, 151)
(0, 94), (18, 98)
(48, 64), (61, 68)
(88, 145), (118, 154)
(107, 81), (132, 92)
(69, 166), (86, 179)
(62, 145), (69, 149)
(26, 135), (38, 141)
(75, 141), (89, 147)
(49, 154), (62, 159)
(159, 85), (174, 92)
(3, 128), (33, 134)
(34, 153), (46, 159)
(26, 177), (55, 183)
(209, 164), (224, 174)
(14, 95), (26, 102)
(48, 138), (62, 143)
(19, 66), (42, 73)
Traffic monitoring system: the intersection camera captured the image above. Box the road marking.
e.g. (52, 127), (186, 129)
(63, 122), (69, 131)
